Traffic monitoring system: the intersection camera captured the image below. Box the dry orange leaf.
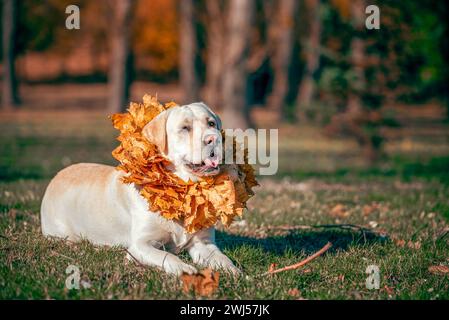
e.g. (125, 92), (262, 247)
(428, 265), (449, 275)
(407, 241), (421, 250)
(287, 288), (301, 297)
(181, 268), (220, 297)
(362, 204), (376, 216)
(383, 285), (395, 296)
(395, 239), (406, 247)
(330, 204), (350, 218)
(110, 95), (258, 233)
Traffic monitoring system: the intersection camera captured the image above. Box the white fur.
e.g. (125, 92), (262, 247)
(40, 103), (240, 276)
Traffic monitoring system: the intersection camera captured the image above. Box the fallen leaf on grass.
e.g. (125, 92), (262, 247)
(181, 268), (220, 297)
(362, 204), (376, 216)
(428, 265), (449, 275)
(330, 204), (350, 218)
(394, 239), (406, 247)
(287, 288), (301, 297)
(407, 241), (421, 250)
(383, 285), (395, 296)
(362, 202), (388, 216)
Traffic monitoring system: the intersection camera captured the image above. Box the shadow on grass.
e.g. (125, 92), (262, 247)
(216, 228), (387, 256)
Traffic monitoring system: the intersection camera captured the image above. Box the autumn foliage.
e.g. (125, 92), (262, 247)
(181, 268), (220, 297)
(111, 95), (258, 233)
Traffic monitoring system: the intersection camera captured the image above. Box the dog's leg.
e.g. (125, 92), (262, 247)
(128, 238), (197, 276)
(187, 228), (241, 275)
(128, 216), (197, 276)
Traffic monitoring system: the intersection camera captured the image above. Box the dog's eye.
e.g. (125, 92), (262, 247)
(181, 125), (191, 132)
(208, 121), (216, 128)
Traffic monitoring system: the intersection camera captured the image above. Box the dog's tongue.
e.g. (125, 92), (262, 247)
(204, 157), (218, 168)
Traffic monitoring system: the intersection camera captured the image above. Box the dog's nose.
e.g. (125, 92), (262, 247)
(204, 134), (217, 145)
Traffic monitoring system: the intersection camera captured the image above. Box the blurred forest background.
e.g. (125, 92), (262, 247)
(3, 1), (449, 300)
(1, 0), (449, 164)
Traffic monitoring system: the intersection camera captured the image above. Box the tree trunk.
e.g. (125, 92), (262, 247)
(222, 0), (255, 129)
(267, 0), (297, 121)
(179, 0), (199, 103)
(2, 0), (19, 110)
(348, 0), (380, 162)
(204, 0), (224, 109)
(346, 0), (380, 161)
(296, 0), (321, 117)
(347, 0), (365, 116)
(438, 1), (449, 117)
(108, 0), (134, 113)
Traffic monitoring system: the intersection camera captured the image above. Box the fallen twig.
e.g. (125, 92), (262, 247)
(261, 242), (332, 276)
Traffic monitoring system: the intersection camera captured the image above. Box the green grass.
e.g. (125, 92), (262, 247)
(1, 112), (449, 299)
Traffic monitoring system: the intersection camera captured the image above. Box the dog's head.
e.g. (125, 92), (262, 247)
(142, 102), (222, 181)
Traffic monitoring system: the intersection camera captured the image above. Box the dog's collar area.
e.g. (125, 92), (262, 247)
(111, 94), (258, 233)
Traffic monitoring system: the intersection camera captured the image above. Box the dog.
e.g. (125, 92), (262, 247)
(40, 102), (241, 276)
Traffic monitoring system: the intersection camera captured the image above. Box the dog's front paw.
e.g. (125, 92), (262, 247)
(206, 253), (242, 276)
(163, 255), (198, 276)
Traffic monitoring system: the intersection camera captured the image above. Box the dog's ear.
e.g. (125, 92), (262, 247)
(142, 110), (170, 155)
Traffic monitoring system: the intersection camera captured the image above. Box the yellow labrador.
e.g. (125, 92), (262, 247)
(40, 103), (240, 276)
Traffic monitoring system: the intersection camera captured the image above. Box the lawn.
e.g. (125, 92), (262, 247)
(1, 109), (449, 299)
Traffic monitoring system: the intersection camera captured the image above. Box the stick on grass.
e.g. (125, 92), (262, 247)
(262, 242), (332, 276)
